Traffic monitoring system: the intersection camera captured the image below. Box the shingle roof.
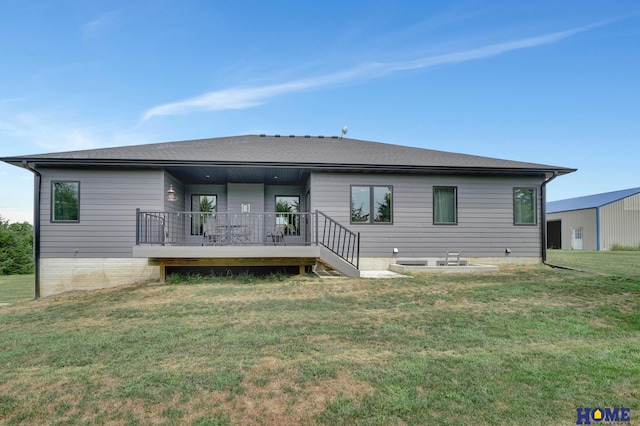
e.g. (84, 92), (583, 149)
(2, 134), (575, 175)
(547, 187), (640, 213)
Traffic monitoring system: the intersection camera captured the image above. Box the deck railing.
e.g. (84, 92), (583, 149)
(316, 211), (360, 268)
(136, 210), (360, 268)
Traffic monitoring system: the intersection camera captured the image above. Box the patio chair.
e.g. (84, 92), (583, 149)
(267, 224), (286, 245)
(444, 249), (461, 266)
(203, 219), (225, 246)
(233, 224), (253, 245)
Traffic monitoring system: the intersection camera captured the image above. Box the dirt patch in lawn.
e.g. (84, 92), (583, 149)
(225, 356), (374, 425)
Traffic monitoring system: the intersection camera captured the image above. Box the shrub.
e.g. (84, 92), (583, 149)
(165, 271), (292, 285)
(610, 244), (640, 251)
(0, 216), (34, 275)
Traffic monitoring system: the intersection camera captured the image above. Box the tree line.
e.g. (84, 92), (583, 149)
(0, 215), (34, 275)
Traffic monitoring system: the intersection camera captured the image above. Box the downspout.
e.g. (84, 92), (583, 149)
(540, 171), (557, 267)
(22, 161), (41, 299)
(540, 172), (580, 271)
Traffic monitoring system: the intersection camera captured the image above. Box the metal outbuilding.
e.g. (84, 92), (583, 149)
(546, 187), (640, 250)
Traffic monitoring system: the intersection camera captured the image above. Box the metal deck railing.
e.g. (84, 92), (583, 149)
(136, 210), (360, 268)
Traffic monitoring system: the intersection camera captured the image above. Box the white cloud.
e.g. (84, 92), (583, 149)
(141, 64), (379, 120)
(142, 24), (599, 120)
(83, 11), (120, 38)
(4, 113), (101, 152)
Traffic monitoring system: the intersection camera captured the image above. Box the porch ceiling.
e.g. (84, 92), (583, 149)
(164, 166), (311, 185)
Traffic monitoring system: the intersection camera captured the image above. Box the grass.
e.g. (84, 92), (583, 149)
(0, 252), (639, 424)
(611, 244), (640, 251)
(547, 249), (640, 276)
(0, 274), (33, 304)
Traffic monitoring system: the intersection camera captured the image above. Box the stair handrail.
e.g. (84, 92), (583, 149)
(315, 210), (360, 269)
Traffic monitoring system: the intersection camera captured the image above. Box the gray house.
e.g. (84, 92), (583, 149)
(547, 187), (640, 251)
(2, 135), (574, 297)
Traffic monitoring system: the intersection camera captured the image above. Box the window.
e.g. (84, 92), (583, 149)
(191, 194), (217, 235)
(434, 187), (457, 225)
(52, 181), (80, 222)
(351, 185), (392, 224)
(275, 195), (300, 235)
(574, 227), (583, 239)
(514, 188), (537, 225)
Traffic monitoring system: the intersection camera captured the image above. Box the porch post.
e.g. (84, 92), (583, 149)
(315, 210), (319, 246)
(135, 208), (140, 245)
(356, 232), (360, 269)
(159, 264), (166, 283)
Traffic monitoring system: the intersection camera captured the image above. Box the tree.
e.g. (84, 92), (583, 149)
(276, 199), (293, 213)
(374, 192), (392, 223)
(276, 197), (300, 235)
(53, 182), (79, 221)
(198, 197), (216, 213)
(0, 216), (34, 275)
(351, 202), (369, 223)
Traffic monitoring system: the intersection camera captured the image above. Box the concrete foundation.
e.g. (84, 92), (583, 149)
(360, 256), (540, 270)
(39, 258), (159, 297)
(389, 264), (499, 274)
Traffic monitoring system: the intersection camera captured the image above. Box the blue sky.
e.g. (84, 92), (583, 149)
(1, 0), (639, 223)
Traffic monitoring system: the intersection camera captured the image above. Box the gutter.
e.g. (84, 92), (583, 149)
(0, 157), (577, 177)
(22, 161), (41, 299)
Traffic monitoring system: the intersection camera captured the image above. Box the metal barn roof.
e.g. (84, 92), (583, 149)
(547, 187), (640, 213)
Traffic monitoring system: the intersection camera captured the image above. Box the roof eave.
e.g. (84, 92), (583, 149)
(4, 157), (576, 176)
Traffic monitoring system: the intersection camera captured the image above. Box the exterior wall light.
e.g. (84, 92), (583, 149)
(167, 184), (178, 202)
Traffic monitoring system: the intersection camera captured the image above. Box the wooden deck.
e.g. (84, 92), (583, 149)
(148, 257), (316, 282)
(132, 245), (359, 280)
(135, 245), (322, 282)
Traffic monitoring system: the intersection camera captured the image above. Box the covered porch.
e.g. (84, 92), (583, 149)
(132, 159), (362, 279)
(133, 210), (360, 279)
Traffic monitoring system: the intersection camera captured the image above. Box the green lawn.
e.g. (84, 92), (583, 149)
(0, 253), (638, 425)
(0, 274), (33, 304)
(547, 249), (640, 276)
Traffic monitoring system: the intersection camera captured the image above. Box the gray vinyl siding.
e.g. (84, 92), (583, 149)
(40, 168), (163, 258)
(227, 183), (264, 213)
(164, 172), (185, 213)
(310, 172), (544, 258)
(182, 184), (305, 214)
